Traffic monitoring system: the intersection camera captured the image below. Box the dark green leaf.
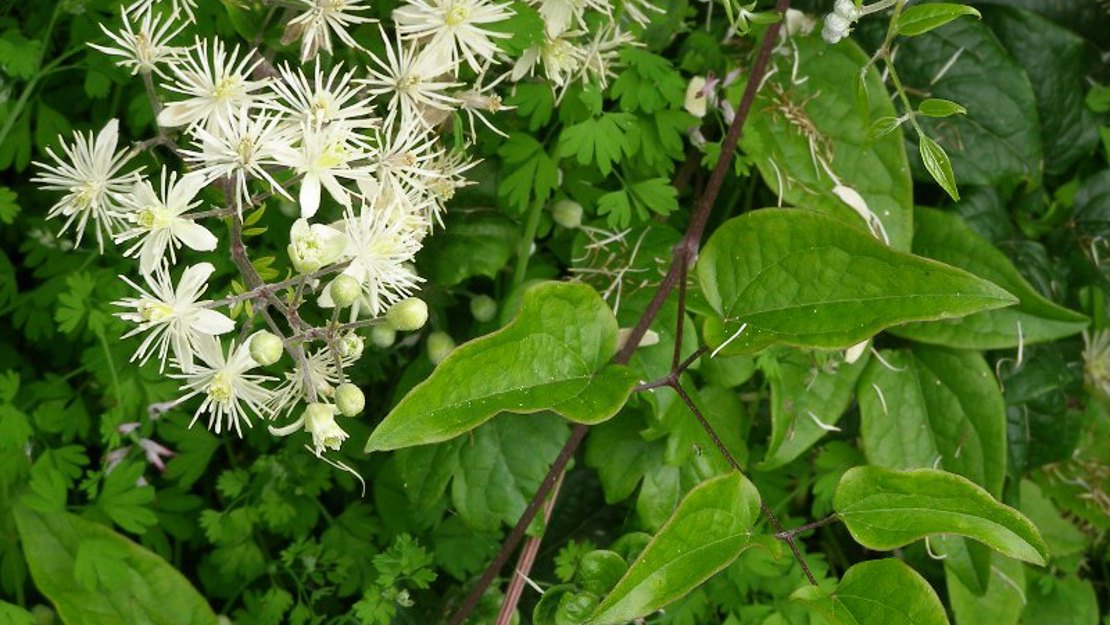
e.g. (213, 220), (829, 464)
(366, 282), (637, 451)
(697, 209), (1016, 354)
(892, 207), (1087, 348)
(419, 210), (518, 285)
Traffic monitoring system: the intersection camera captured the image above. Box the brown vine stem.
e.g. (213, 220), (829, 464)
(445, 2), (793, 623)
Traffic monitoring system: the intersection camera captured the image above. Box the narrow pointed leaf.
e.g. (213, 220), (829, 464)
(589, 471), (761, 625)
(792, 559), (949, 625)
(891, 207), (1088, 348)
(366, 282), (637, 452)
(920, 135), (960, 201)
(697, 209), (1017, 355)
(834, 466), (1049, 565)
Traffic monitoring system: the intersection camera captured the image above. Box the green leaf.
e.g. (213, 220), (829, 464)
(589, 471), (761, 625)
(0, 186), (20, 224)
(696, 209), (1017, 354)
(893, 18), (1041, 190)
(96, 461), (157, 534)
(739, 36), (914, 250)
(891, 207), (1087, 349)
(498, 132), (558, 213)
(947, 556), (1025, 625)
(919, 135), (960, 201)
(0, 601), (33, 625)
(366, 282), (638, 452)
(759, 348), (869, 470)
(896, 3), (981, 36)
(918, 98), (967, 118)
(556, 113), (633, 176)
(13, 503), (219, 625)
(791, 559), (949, 625)
(858, 345), (1006, 495)
(451, 414), (568, 530)
(983, 7), (1100, 175)
(419, 210), (518, 285)
(585, 409), (656, 505)
(1021, 571), (1099, 625)
(834, 466), (1049, 565)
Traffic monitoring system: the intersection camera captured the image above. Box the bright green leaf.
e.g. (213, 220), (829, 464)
(896, 3), (981, 37)
(697, 209), (1017, 354)
(589, 471), (761, 625)
(366, 282), (638, 451)
(892, 207), (1088, 348)
(918, 98), (967, 117)
(834, 466), (1049, 565)
(920, 135), (960, 201)
(14, 503), (219, 625)
(791, 559), (949, 625)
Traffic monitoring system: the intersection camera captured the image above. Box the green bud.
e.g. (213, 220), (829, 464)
(31, 605), (55, 625)
(387, 297), (428, 332)
(337, 332), (365, 360)
(427, 331), (456, 365)
(371, 323), (396, 348)
(610, 532), (653, 562)
(249, 331), (284, 366)
(335, 383), (365, 416)
(470, 295), (497, 323)
(552, 199), (583, 229)
(329, 275), (362, 308)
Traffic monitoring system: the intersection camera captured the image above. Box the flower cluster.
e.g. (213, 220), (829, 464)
(32, 0), (648, 457)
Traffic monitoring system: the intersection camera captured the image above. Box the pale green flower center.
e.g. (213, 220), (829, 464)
(137, 205), (173, 230)
(213, 76), (242, 100)
(236, 137), (256, 166)
(207, 372), (233, 402)
(72, 180), (104, 210)
(138, 301), (175, 322)
(445, 3), (469, 26)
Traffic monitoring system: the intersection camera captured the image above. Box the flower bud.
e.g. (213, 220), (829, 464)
(288, 218), (345, 273)
(249, 331), (284, 365)
(552, 199), (583, 229)
(371, 323), (396, 348)
(470, 295), (497, 323)
(387, 297), (428, 332)
(303, 403), (348, 455)
(834, 0), (861, 19)
(822, 13), (852, 43)
(329, 275), (362, 308)
(684, 77), (708, 118)
(427, 331), (456, 365)
(335, 383), (366, 417)
(337, 332), (365, 360)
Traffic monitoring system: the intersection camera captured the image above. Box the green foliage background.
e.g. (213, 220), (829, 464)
(0, 0), (1108, 624)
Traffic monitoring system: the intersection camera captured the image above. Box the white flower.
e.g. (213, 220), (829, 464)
(183, 107), (292, 213)
(360, 27), (462, 130)
(126, 0), (199, 23)
(531, 0), (609, 37)
(423, 150), (477, 227)
(32, 119), (138, 252)
(511, 34), (583, 88)
(287, 217), (347, 273)
(173, 336), (276, 437)
(454, 72), (513, 139)
(320, 203), (423, 316)
(115, 168), (217, 274)
(268, 402), (349, 456)
(266, 347), (354, 416)
(158, 37), (271, 130)
(272, 122), (375, 218)
(284, 0), (375, 61)
(575, 25), (630, 88)
(114, 262), (235, 372)
(372, 122), (444, 209)
(89, 7), (187, 77)
(393, 0), (514, 74)
(269, 61), (378, 129)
